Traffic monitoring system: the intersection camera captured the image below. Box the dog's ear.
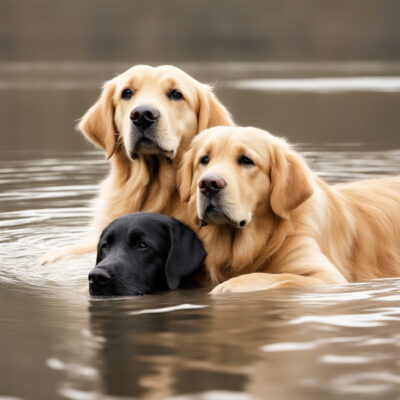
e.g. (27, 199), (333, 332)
(177, 144), (197, 202)
(197, 84), (233, 132)
(78, 80), (117, 160)
(270, 145), (314, 219)
(164, 219), (206, 290)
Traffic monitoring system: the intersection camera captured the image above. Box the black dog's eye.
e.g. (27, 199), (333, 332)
(167, 89), (184, 101)
(200, 155), (209, 165)
(121, 88), (133, 100)
(138, 241), (148, 249)
(100, 243), (109, 255)
(238, 155), (254, 167)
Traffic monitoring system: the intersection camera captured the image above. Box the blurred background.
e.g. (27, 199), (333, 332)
(2, 0), (400, 62)
(1, 0), (400, 151)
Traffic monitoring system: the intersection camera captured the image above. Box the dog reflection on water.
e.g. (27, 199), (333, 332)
(88, 212), (206, 296)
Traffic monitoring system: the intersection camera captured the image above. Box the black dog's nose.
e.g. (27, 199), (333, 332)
(88, 267), (115, 287)
(199, 174), (226, 197)
(130, 105), (160, 132)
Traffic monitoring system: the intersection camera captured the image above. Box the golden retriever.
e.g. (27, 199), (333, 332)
(178, 126), (400, 293)
(39, 65), (233, 264)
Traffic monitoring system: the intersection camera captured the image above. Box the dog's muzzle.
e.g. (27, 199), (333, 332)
(198, 173), (247, 228)
(128, 105), (174, 158)
(199, 174), (226, 197)
(198, 173), (228, 224)
(88, 264), (116, 296)
(130, 105), (160, 133)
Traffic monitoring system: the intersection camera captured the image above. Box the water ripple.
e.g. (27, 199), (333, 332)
(289, 311), (400, 328)
(128, 304), (207, 315)
(320, 354), (375, 364)
(332, 372), (400, 395)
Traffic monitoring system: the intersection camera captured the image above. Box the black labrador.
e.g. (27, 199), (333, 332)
(88, 212), (207, 296)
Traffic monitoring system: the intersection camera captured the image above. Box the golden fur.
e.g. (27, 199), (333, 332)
(178, 126), (400, 293)
(39, 65), (232, 264)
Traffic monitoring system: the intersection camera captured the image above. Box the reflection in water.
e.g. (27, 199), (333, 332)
(1, 281), (400, 399)
(0, 62), (399, 399)
(85, 283), (400, 399)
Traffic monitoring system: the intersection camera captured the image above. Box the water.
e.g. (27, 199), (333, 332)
(0, 62), (400, 400)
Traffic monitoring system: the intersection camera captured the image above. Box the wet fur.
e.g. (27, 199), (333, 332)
(89, 212), (207, 296)
(178, 126), (400, 293)
(39, 65), (232, 265)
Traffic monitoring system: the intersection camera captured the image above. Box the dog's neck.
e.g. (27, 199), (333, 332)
(109, 147), (180, 213)
(195, 214), (289, 285)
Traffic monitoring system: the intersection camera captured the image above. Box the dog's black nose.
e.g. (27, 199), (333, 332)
(88, 267), (116, 288)
(199, 174), (226, 196)
(130, 105), (160, 132)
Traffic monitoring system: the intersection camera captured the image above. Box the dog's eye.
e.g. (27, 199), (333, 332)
(138, 241), (148, 249)
(167, 89), (184, 101)
(100, 243), (109, 255)
(121, 88), (133, 100)
(238, 155), (254, 167)
(200, 155), (209, 165)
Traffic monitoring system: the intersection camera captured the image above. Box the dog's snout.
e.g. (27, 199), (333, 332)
(88, 266), (116, 288)
(199, 174), (226, 196)
(130, 105), (160, 132)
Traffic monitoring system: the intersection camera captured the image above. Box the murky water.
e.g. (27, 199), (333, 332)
(1, 62), (400, 400)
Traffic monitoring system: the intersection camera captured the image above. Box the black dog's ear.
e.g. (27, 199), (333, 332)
(165, 220), (207, 290)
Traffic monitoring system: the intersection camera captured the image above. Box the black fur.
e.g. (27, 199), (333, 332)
(88, 212), (207, 296)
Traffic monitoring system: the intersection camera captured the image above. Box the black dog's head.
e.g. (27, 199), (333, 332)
(88, 213), (207, 296)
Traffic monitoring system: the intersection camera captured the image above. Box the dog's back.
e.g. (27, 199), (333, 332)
(333, 176), (400, 281)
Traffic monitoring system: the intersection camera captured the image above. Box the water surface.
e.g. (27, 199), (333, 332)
(0, 62), (399, 400)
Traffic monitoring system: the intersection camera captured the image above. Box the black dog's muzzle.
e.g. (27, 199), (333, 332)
(88, 264), (117, 295)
